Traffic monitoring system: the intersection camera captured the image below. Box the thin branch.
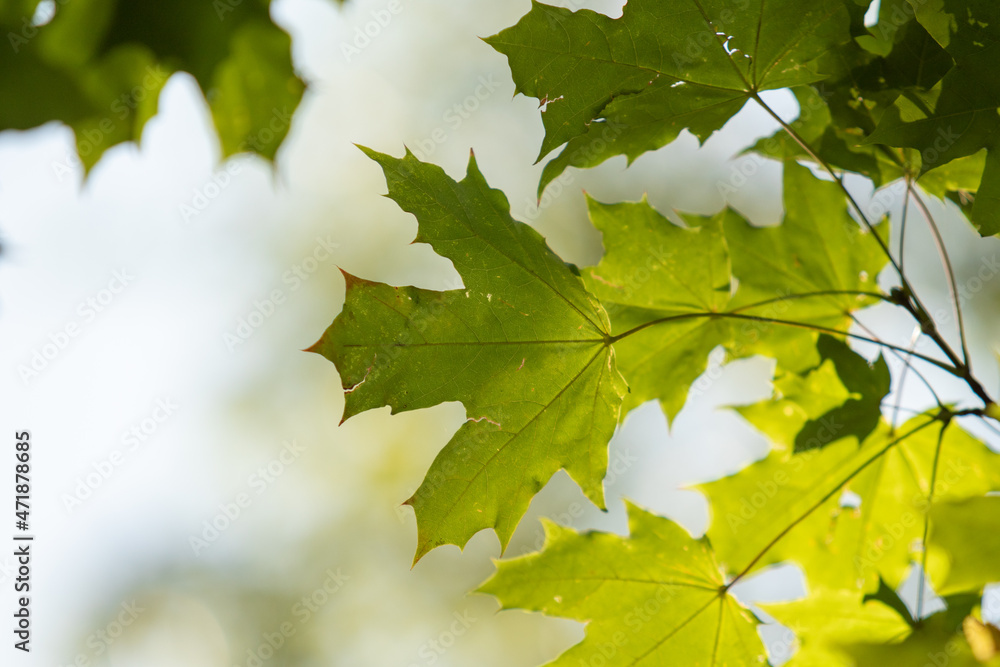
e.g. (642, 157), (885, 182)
(749, 92), (903, 277)
(611, 310), (959, 375)
(750, 92), (994, 408)
(891, 326), (926, 433)
(917, 420), (949, 620)
(960, 411), (1000, 442)
(899, 177), (912, 277)
(880, 402), (932, 417)
(907, 182), (972, 368)
(849, 317), (945, 412)
(728, 290), (891, 314)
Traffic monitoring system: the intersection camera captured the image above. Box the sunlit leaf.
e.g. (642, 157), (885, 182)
(486, 0), (852, 194)
(309, 148), (626, 561)
(927, 497), (1000, 596)
(0, 0), (303, 170)
(870, 0), (1000, 234)
(478, 502), (767, 666)
(702, 419), (1000, 590)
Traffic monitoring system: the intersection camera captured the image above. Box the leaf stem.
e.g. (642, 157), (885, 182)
(899, 177), (912, 277)
(916, 420), (949, 621)
(890, 326), (926, 434)
(749, 91), (902, 276)
(727, 290), (891, 313)
(749, 92), (994, 409)
(907, 182), (972, 369)
(610, 310), (959, 375)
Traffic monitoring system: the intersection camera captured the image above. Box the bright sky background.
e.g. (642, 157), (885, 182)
(1, 0), (999, 665)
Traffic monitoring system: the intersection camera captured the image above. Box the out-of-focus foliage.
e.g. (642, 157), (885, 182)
(0, 0), (306, 170)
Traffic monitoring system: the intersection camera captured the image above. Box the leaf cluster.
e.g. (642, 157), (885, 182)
(311, 1), (1000, 664)
(0, 0), (305, 169)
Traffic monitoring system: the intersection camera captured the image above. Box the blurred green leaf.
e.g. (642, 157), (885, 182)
(762, 588), (912, 665)
(869, 0), (1000, 234)
(794, 336), (890, 453)
(702, 418), (1000, 590)
(928, 497), (1000, 596)
(0, 0), (303, 170)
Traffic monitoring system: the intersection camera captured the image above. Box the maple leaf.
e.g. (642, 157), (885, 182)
(478, 502), (767, 666)
(486, 0), (852, 194)
(309, 147), (626, 561)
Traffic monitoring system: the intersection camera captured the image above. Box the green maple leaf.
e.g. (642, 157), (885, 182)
(581, 198), (736, 420)
(764, 587), (987, 666)
(792, 336), (890, 453)
(584, 162), (888, 424)
(0, 0), (303, 170)
(839, 596), (993, 667)
(927, 497), (1000, 596)
(701, 418), (1000, 591)
(486, 0), (853, 194)
(309, 148), (626, 561)
(868, 0), (1000, 235)
(761, 588), (912, 665)
(311, 151), (895, 561)
(477, 502), (767, 666)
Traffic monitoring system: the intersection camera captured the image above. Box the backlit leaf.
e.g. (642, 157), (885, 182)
(478, 502), (767, 666)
